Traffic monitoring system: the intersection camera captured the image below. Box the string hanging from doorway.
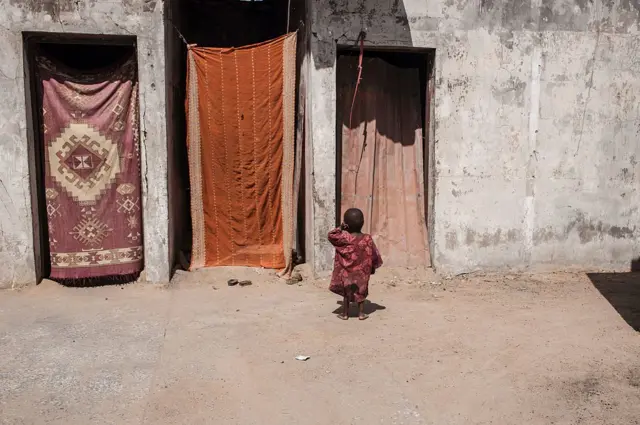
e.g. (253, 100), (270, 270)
(350, 31), (367, 196)
(348, 31), (366, 131)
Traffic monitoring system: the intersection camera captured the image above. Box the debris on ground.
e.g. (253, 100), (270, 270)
(3, 270), (640, 424)
(285, 271), (303, 285)
(295, 355), (310, 361)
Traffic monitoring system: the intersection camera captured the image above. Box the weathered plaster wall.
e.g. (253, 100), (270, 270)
(309, 0), (640, 274)
(0, 0), (170, 286)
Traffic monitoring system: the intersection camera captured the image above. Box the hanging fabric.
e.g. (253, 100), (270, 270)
(38, 54), (144, 284)
(338, 55), (430, 267)
(186, 32), (297, 271)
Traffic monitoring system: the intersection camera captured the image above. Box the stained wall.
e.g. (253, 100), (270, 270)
(308, 0), (640, 274)
(0, 0), (169, 286)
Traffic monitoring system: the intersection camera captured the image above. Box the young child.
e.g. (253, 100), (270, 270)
(328, 208), (383, 320)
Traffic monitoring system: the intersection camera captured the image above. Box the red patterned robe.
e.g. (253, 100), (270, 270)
(328, 228), (383, 303)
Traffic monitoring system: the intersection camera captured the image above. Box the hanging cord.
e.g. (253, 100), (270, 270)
(168, 19), (189, 46)
(348, 32), (365, 130)
(286, 0), (292, 32)
(351, 31), (366, 196)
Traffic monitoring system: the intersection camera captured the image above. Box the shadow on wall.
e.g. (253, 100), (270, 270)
(337, 50), (428, 145)
(587, 258), (640, 331)
(311, 0), (413, 70)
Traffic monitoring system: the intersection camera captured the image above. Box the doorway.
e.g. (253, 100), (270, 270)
(24, 34), (142, 284)
(165, 0), (306, 270)
(336, 48), (435, 268)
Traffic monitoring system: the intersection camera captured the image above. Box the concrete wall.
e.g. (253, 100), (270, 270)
(308, 0), (640, 274)
(0, 0), (170, 287)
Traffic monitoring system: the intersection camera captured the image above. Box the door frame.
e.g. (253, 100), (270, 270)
(334, 45), (436, 267)
(23, 32), (138, 282)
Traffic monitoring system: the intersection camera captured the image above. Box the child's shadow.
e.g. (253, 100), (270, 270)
(332, 300), (387, 316)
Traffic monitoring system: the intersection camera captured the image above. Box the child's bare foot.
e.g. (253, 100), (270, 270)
(358, 301), (368, 320)
(342, 295), (350, 320)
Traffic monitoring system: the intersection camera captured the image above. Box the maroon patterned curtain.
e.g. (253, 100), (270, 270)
(38, 54), (144, 284)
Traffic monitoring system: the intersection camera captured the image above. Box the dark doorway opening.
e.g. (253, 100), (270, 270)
(336, 48), (435, 268)
(165, 0), (307, 272)
(23, 33), (138, 283)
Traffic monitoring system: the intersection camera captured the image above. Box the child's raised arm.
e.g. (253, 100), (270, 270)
(328, 227), (350, 247)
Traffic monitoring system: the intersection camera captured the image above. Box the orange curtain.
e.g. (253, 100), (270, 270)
(338, 55), (430, 267)
(186, 33), (296, 270)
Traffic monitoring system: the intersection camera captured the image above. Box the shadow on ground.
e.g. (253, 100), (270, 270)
(332, 300), (386, 317)
(39, 276), (139, 288)
(588, 259), (640, 331)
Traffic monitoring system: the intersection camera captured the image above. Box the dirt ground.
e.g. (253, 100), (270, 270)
(1, 267), (639, 425)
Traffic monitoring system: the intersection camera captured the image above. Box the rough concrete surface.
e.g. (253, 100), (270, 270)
(307, 0), (640, 274)
(1, 268), (639, 424)
(0, 0), (169, 286)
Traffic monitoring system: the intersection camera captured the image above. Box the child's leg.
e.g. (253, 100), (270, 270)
(341, 295), (349, 319)
(358, 301), (368, 320)
(339, 286), (350, 320)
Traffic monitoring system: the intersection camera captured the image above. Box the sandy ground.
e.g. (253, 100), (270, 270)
(1, 267), (639, 425)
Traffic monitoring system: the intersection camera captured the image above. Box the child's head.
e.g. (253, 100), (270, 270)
(344, 208), (365, 233)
